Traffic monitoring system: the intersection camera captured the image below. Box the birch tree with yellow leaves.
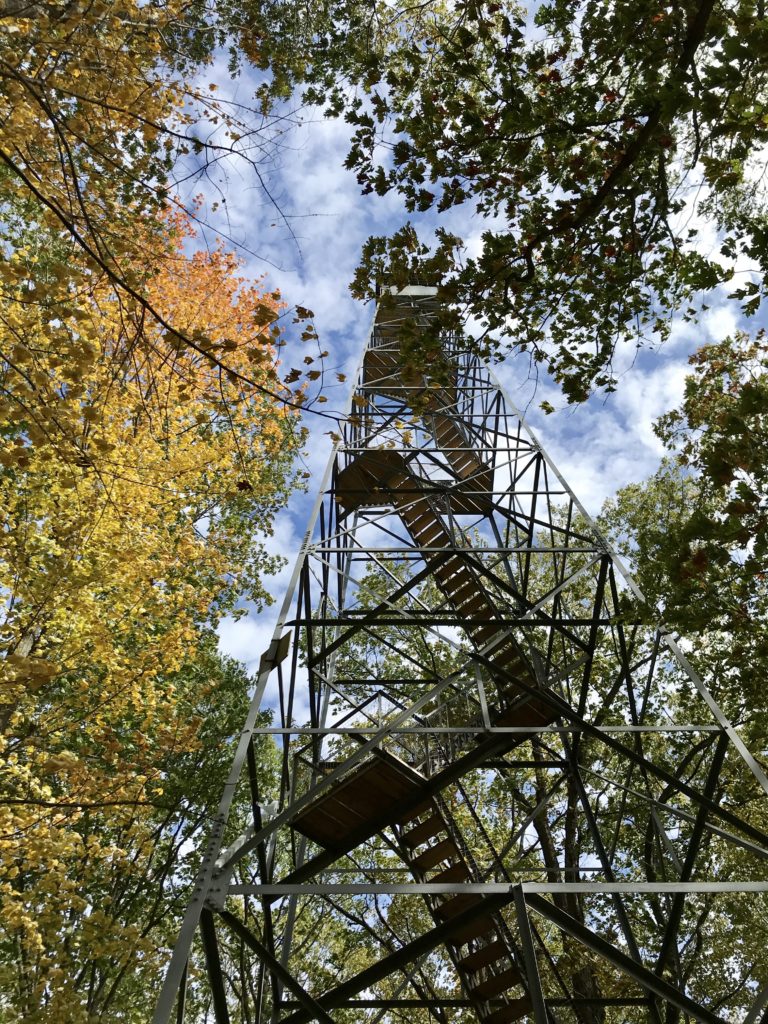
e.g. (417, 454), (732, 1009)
(0, 207), (303, 1022)
(0, 3), (312, 1016)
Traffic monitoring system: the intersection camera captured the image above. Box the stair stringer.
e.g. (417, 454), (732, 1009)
(394, 796), (533, 1024)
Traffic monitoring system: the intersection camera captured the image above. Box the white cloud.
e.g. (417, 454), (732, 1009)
(703, 301), (739, 342)
(218, 614), (275, 669)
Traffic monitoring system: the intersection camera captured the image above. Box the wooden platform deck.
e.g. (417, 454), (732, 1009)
(291, 690), (559, 852)
(335, 448), (491, 516)
(292, 750), (427, 851)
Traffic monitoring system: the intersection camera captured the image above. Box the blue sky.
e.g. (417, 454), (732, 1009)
(177, 69), (760, 689)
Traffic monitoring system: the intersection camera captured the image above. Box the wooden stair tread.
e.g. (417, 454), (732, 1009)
(456, 594), (494, 617)
(430, 863), (471, 884)
(401, 814), (446, 849)
(411, 523), (446, 545)
(495, 651), (528, 672)
(469, 623), (506, 643)
(435, 893), (484, 921)
(447, 915), (497, 945)
(411, 838), (459, 871)
(397, 800), (434, 826)
(447, 579), (480, 602)
(472, 967), (523, 999)
(435, 561), (464, 580)
(495, 698), (560, 728)
(442, 581), (479, 602)
(458, 939), (508, 973)
(406, 513), (437, 533)
(485, 998), (532, 1024)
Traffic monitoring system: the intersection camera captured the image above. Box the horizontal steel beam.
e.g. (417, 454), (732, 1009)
(293, 617), (620, 626)
(230, 881), (768, 896)
(279, 998), (650, 1009)
(249, 724), (723, 734)
(312, 545), (586, 553)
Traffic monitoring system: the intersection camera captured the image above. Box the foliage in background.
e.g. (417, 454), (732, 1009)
(0, 0), (325, 408)
(0, 4), (317, 1017)
(602, 331), (768, 746)
(0, 206), (303, 1021)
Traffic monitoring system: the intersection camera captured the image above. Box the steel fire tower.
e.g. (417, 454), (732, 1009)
(156, 286), (768, 1024)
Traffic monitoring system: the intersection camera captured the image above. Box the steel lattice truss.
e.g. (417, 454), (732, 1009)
(156, 286), (768, 1024)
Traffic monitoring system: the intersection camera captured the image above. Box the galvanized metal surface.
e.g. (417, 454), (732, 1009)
(155, 287), (768, 1024)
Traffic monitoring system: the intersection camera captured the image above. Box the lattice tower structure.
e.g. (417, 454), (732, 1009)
(155, 285), (768, 1024)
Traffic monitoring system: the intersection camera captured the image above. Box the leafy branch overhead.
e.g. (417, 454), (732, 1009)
(0, 0), (333, 416)
(245, 0), (768, 401)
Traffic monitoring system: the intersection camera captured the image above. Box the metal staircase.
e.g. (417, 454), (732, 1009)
(396, 797), (531, 1024)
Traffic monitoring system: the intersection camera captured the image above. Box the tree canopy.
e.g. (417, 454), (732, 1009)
(4, 0), (767, 403)
(237, 0), (768, 400)
(0, 0), (329, 411)
(0, 5), (317, 1016)
(0, 196), (304, 1019)
(602, 329), (768, 744)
